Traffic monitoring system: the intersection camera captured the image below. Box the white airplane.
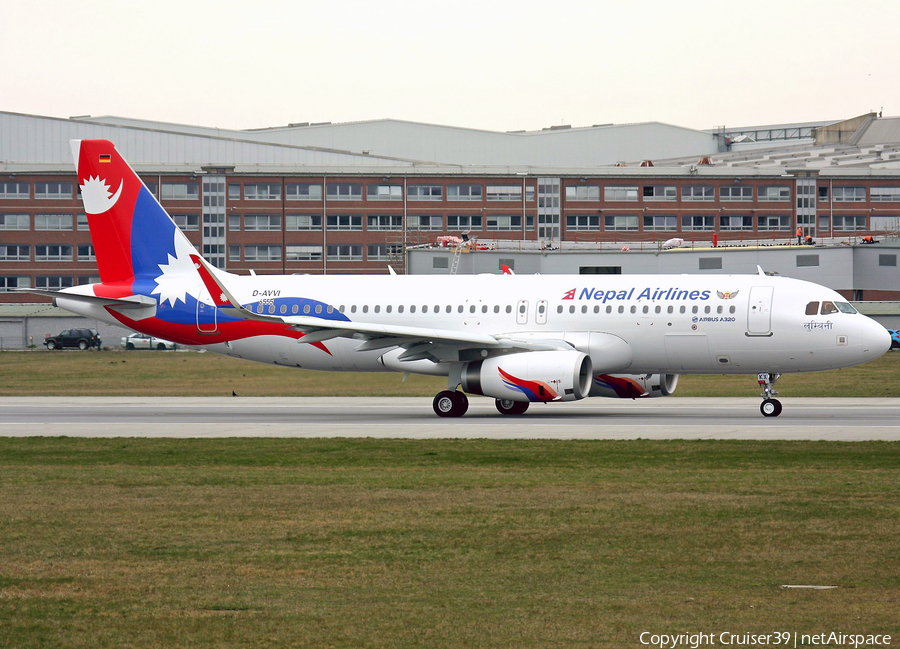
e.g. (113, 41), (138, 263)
(27, 140), (892, 418)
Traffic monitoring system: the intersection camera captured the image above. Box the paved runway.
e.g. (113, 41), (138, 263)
(2, 397), (899, 440)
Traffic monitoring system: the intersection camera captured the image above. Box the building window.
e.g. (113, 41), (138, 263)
(408, 215), (443, 231)
(758, 186), (791, 202)
(566, 215), (600, 231)
(244, 214), (282, 231)
(719, 215), (753, 230)
(244, 245), (282, 262)
(833, 186), (866, 202)
(447, 215), (482, 230)
(604, 215), (638, 231)
(228, 184), (241, 200)
(448, 184), (483, 201)
(643, 215), (677, 231)
(326, 215), (363, 231)
(287, 183), (323, 201)
(682, 185), (715, 201)
(433, 256), (449, 269)
(171, 213), (200, 231)
(229, 245), (241, 262)
(34, 182), (73, 199)
(35, 245), (73, 261)
(367, 184), (403, 201)
(486, 215), (521, 231)
(367, 244), (403, 261)
(833, 215), (866, 231)
(407, 185), (443, 201)
(486, 185), (522, 201)
(699, 257), (722, 270)
(681, 215), (715, 231)
(720, 186), (752, 201)
(0, 245), (30, 261)
(0, 276), (30, 292)
(35, 276), (74, 289)
(604, 186), (638, 201)
(242, 183), (281, 201)
(870, 187), (900, 202)
(286, 214), (322, 231)
(160, 182), (199, 200)
(642, 185), (676, 201)
(565, 186), (600, 201)
(286, 245), (323, 261)
(35, 214), (73, 230)
(818, 186), (829, 202)
(757, 215), (790, 231)
(0, 214), (29, 230)
(879, 254), (897, 267)
(0, 182), (29, 199)
(326, 244), (363, 261)
(76, 245), (95, 261)
(367, 215), (403, 231)
(796, 254), (819, 267)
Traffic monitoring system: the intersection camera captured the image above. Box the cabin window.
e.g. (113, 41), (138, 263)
(493, 305), (499, 314)
(805, 302), (819, 315)
(268, 305), (275, 314)
(469, 305), (476, 313)
(704, 306), (710, 314)
(362, 305), (368, 313)
(569, 305), (576, 314)
(594, 306), (600, 314)
(692, 306), (699, 314)
(729, 306), (736, 314)
(680, 306), (686, 314)
(836, 302), (857, 314)
(717, 306), (723, 314)
(582, 305), (588, 314)
(655, 306), (661, 314)
(630, 306), (637, 314)
(643, 306), (649, 314)
(458, 305), (464, 313)
(315, 305), (322, 314)
(292, 305), (299, 314)
(820, 301), (838, 315)
(386, 305), (392, 313)
(399, 305), (405, 313)
(618, 306), (625, 314)
(667, 306), (674, 314)
(280, 305), (287, 314)
(374, 305), (381, 313)
(351, 305), (357, 313)
(606, 306), (612, 314)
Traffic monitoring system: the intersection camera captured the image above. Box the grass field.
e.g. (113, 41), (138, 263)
(1, 349), (898, 397)
(0, 438), (898, 648)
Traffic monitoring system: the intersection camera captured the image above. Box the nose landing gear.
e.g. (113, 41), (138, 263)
(757, 372), (782, 417)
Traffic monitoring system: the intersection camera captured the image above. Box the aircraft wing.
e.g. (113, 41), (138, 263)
(191, 255), (571, 361)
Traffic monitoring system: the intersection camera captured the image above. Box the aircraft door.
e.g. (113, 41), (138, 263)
(535, 300), (548, 325)
(196, 288), (219, 333)
(747, 286), (774, 336)
(516, 300), (529, 325)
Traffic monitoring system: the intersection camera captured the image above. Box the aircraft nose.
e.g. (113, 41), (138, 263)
(864, 319), (892, 357)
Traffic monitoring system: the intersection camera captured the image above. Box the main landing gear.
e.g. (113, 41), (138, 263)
(495, 399), (529, 415)
(433, 390), (469, 417)
(757, 372), (782, 417)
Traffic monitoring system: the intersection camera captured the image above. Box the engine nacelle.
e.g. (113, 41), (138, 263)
(461, 351), (592, 402)
(590, 373), (679, 399)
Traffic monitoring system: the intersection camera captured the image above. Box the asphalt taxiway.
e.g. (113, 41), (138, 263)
(1, 397), (899, 440)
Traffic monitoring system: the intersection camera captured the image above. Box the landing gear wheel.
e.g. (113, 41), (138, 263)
(760, 398), (783, 417)
(495, 399), (529, 415)
(433, 390), (469, 418)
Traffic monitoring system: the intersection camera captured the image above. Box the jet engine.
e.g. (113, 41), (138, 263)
(461, 351), (592, 402)
(590, 373), (679, 399)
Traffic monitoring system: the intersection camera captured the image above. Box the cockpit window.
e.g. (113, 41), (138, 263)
(805, 301), (819, 316)
(820, 301), (839, 315)
(836, 302), (857, 314)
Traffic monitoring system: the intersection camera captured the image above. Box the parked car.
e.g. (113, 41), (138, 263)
(43, 328), (102, 350)
(888, 329), (900, 350)
(121, 332), (177, 350)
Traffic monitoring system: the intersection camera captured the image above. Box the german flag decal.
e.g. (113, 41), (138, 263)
(98, 154), (111, 163)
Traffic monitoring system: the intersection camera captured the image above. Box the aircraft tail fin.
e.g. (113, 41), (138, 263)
(71, 139), (200, 287)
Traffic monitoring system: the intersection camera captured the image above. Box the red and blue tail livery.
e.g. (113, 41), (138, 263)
(27, 139), (892, 418)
